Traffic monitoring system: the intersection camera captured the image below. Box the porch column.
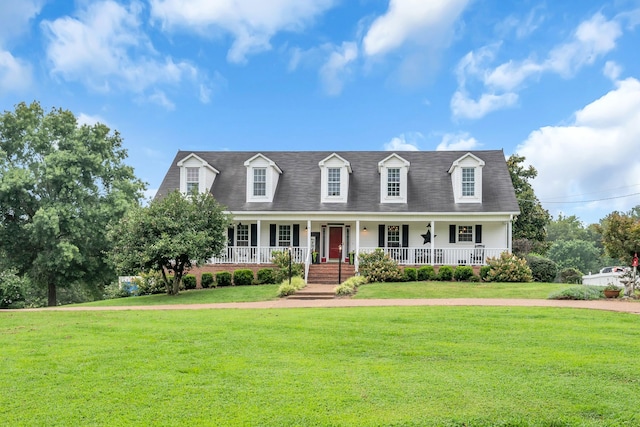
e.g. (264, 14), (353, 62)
(257, 220), (261, 265)
(307, 219), (311, 260)
(508, 215), (513, 253)
(355, 220), (360, 273)
(430, 220), (435, 266)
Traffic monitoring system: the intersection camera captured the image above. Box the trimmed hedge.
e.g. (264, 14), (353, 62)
(257, 268), (276, 284)
(183, 274), (197, 290)
(233, 269), (254, 286)
(453, 265), (474, 281)
(201, 272), (214, 288)
(438, 265), (454, 281)
(417, 265), (436, 281)
(526, 254), (558, 283)
(216, 271), (232, 287)
(403, 267), (417, 282)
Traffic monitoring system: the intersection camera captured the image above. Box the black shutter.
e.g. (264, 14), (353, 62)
(293, 224), (300, 247)
(378, 224), (385, 247)
(475, 225), (482, 244)
(250, 224), (257, 247)
(449, 224), (456, 244)
(227, 227), (234, 247)
(402, 224), (409, 247)
(269, 224), (276, 247)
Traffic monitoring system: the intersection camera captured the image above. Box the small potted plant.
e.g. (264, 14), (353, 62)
(603, 283), (622, 298)
(312, 251), (319, 264)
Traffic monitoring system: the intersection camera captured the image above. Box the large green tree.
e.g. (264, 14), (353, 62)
(507, 154), (551, 255)
(108, 191), (231, 295)
(0, 101), (145, 306)
(598, 209), (640, 264)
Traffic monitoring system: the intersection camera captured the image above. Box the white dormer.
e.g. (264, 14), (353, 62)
(318, 153), (352, 203)
(448, 152), (484, 204)
(378, 153), (410, 204)
(244, 153), (282, 203)
(177, 153), (219, 194)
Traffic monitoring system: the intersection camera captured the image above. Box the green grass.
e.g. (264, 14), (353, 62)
(355, 281), (572, 299)
(2, 307), (640, 426)
(77, 284), (280, 306)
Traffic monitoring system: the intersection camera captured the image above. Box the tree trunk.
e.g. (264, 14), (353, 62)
(48, 283), (57, 307)
(172, 275), (181, 295)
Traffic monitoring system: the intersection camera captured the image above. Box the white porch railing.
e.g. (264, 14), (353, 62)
(209, 247), (308, 264)
(358, 247), (506, 266)
(209, 246), (505, 266)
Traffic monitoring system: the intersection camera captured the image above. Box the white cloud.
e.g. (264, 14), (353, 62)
(147, 90), (175, 110)
(319, 42), (358, 96)
(450, 90), (518, 120)
(77, 113), (108, 127)
(603, 60), (622, 81)
(515, 78), (640, 224)
(150, 0), (336, 64)
(41, 0), (207, 108)
(363, 0), (469, 57)
(0, 0), (44, 43)
(0, 50), (32, 93)
(452, 13), (623, 119)
(436, 132), (480, 151)
(383, 133), (422, 151)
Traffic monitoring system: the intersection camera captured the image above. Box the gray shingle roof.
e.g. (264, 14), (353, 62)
(156, 150), (520, 214)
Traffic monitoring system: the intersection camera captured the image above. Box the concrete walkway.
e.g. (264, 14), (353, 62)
(14, 296), (640, 313)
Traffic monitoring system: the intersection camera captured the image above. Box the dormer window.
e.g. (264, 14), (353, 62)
(378, 153), (409, 204)
(177, 153), (219, 194)
(319, 153), (351, 203)
(462, 167), (475, 196)
(448, 152), (484, 204)
(387, 168), (400, 197)
(328, 168), (341, 196)
(186, 167), (199, 193)
(244, 154), (282, 203)
(253, 168), (266, 196)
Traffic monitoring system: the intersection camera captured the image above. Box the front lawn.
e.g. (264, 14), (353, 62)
(354, 281), (571, 299)
(2, 307), (639, 426)
(77, 284), (280, 307)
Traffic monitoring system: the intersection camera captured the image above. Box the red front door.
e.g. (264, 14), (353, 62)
(329, 227), (343, 259)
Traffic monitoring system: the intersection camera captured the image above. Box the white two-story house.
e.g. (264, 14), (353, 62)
(157, 150), (520, 279)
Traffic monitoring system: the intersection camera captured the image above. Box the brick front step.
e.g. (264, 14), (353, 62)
(288, 284), (336, 300)
(307, 264), (356, 284)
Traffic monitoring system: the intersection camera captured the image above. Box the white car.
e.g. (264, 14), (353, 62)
(599, 266), (626, 274)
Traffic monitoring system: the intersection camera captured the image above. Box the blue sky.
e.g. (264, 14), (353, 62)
(2, 0), (640, 225)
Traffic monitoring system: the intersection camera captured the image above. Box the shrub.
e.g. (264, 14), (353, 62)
(358, 249), (402, 282)
(438, 265), (454, 281)
(216, 271), (232, 287)
(0, 269), (28, 309)
(486, 252), (533, 283)
(277, 276), (306, 297)
(469, 274), (481, 282)
(271, 250), (304, 283)
(233, 269), (254, 286)
(335, 276), (367, 296)
(182, 274), (197, 290)
(256, 268), (276, 285)
(417, 265), (435, 281)
(403, 267), (417, 282)
(201, 272), (214, 289)
(548, 285), (603, 300)
(453, 265), (474, 281)
(479, 265), (491, 281)
(133, 271), (165, 295)
(526, 254), (558, 283)
(103, 281), (132, 299)
(558, 267), (583, 284)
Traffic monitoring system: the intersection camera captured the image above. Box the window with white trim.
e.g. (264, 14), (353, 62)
(387, 225), (400, 248)
(237, 224), (249, 247)
(278, 225), (291, 247)
(186, 167), (199, 193)
(387, 168), (400, 197)
(328, 168), (341, 196)
(253, 168), (266, 196)
(462, 167), (475, 196)
(458, 225), (473, 242)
